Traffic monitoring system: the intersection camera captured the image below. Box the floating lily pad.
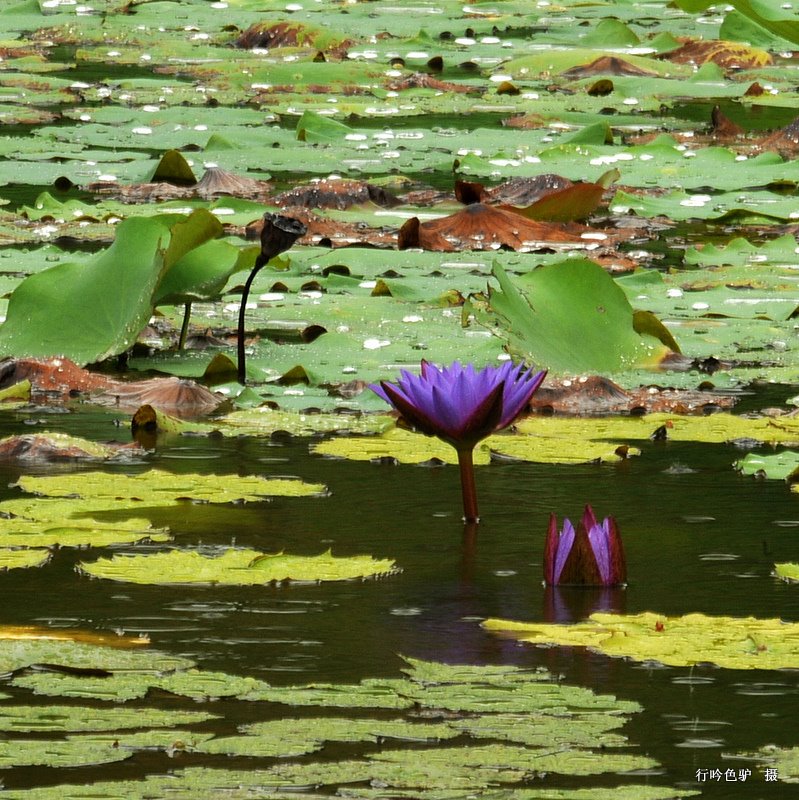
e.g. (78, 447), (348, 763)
(13, 668), (268, 703)
(0, 432), (141, 462)
(78, 548), (399, 585)
(0, 549), (50, 570)
(0, 775), (698, 800)
(484, 611), (799, 669)
(0, 729), (214, 769)
(735, 451), (799, 480)
(749, 745), (799, 782)
(244, 678), (419, 709)
(197, 717), (458, 758)
(16, 469), (325, 503)
(0, 635), (190, 676)
(317, 410), (793, 467)
(774, 563), (799, 582)
(0, 705), (217, 733)
(136, 404), (394, 438)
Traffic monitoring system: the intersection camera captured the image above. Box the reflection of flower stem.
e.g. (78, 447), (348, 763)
(457, 447), (479, 523)
(461, 519), (478, 582)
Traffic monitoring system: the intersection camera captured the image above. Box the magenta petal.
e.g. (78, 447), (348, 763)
(581, 504), (599, 532)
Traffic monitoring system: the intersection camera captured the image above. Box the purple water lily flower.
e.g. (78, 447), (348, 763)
(544, 505), (626, 586)
(371, 360), (546, 522)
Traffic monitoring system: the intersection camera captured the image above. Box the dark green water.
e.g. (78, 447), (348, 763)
(0, 403), (798, 797)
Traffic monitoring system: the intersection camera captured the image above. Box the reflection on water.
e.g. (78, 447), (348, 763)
(0, 405), (798, 794)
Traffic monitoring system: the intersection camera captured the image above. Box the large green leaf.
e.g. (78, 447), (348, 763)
(0, 211), (221, 365)
(674, 0), (799, 44)
(470, 259), (675, 374)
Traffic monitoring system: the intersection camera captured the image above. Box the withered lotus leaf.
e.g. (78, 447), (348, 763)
(387, 73), (478, 94)
(398, 204), (592, 251)
(662, 40), (771, 69)
(510, 182), (608, 223)
(529, 375), (736, 415)
(246, 208), (395, 248)
(454, 174), (613, 223)
(561, 56), (658, 78)
(95, 378), (223, 415)
(710, 105), (746, 139)
(275, 179), (400, 210)
(0, 434), (144, 463)
(193, 168), (272, 200)
(760, 117), (799, 156)
(0, 358), (115, 398)
(483, 175), (574, 207)
(88, 168), (270, 204)
(234, 21), (351, 58)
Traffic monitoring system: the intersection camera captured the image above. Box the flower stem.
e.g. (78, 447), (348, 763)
(457, 447), (480, 523)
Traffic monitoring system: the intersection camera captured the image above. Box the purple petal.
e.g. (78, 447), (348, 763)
(587, 519), (612, 584)
(498, 366), (547, 429)
(368, 382), (391, 404)
(553, 517), (575, 584)
(371, 359), (544, 448)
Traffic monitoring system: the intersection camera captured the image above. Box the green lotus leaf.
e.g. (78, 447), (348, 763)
(314, 427), (489, 466)
(469, 259), (675, 375)
(447, 712), (629, 749)
(296, 110), (354, 143)
(0, 653), (693, 798)
(775, 563), (799, 581)
(484, 611), (799, 669)
(735, 452), (799, 480)
(0, 768), (340, 800)
(343, 789), (698, 800)
(0, 211), (222, 365)
(78, 548), (398, 585)
(674, 0), (799, 44)
(685, 234), (799, 268)
(155, 238), (254, 307)
(401, 679), (641, 715)
(317, 412), (799, 468)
